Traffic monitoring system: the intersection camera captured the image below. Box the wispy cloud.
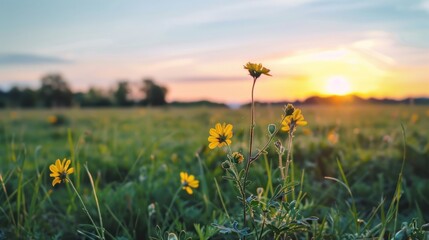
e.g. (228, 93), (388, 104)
(0, 53), (71, 66)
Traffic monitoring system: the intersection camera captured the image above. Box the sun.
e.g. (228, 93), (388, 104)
(324, 76), (351, 95)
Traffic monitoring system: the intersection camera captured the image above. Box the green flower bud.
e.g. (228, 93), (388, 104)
(268, 124), (276, 135)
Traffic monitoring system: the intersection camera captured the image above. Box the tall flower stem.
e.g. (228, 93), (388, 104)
(284, 131), (294, 183)
(243, 77), (257, 230)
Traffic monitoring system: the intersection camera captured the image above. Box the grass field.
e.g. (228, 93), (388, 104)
(1, 105), (429, 239)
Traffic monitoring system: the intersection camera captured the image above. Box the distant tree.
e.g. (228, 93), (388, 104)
(74, 87), (113, 107)
(113, 80), (132, 106)
(140, 79), (168, 106)
(7, 86), (21, 107)
(20, 88), (37, 107)
(0, 89), (5, 108)
(39, 73), (72, 107)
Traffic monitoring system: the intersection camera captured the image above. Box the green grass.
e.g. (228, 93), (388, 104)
(1, 105), (428, 239)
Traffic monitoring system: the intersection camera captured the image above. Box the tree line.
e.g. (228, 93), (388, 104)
(0, 73), (168, 108)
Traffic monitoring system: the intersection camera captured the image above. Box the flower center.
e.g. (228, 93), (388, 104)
(182, 181), (189, 187)
(217, 134), (227, 143)
(59, 171), (68, 181)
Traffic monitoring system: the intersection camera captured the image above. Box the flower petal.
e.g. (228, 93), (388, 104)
(215, 123), (222, 133)
(55, 159), (62, 172)
(188, 180), (199, 188)
(67, 167), (74, 175)
(64, 160), (71, 171)
(52, 177), (61, 187)
(209, 128), (219, 137)
(185, 187), (193, 195)
(49, 164), (58, 173)
(208, 142), (218, 149)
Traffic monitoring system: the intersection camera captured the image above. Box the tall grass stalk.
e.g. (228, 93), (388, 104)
(67, 178), (104, 239)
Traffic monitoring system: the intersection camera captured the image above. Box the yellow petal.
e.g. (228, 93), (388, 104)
(67, 167), (74, 175)
(208, 136), (219, 142)
(189, 180), (199, 188)
(185, 187), (193, 195)
(52, 178), (61, 187)
(297, 121), (307, 126)
(215, 123), (222, 133)
(64, 160), (71, 171)
(224, 124), (233, 134)
(180, 172), (187, 181)
(209, 128), (219, 137)
(55, 159), (62, 172)
(50, 172), (60, 177)
(208, 142), (218, 149)
(281, 126), (290, 132)
(49, 164), (58, 173)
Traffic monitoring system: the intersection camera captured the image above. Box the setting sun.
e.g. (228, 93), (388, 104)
(324, 76), (351, 95)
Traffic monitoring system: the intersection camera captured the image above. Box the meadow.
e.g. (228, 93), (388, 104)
(1, 104), (429, 239)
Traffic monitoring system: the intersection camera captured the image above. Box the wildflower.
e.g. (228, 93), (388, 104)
(410, 113), (419, 124)
(244, 62), (271, 79)
(48, 115), (58, 125)
(208, 123), (233, 149)
(231, 152), (244, 164)
(327, 131), (339, 145)
(281, 108), (307, 132)
(49, 158), (74, 186)
(180, 172), (199, 195)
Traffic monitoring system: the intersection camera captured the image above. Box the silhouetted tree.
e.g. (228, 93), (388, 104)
(0, 89), (5, 108)
(7, 86), (21, 107)
(87, 87), (112, 107)
(114, 80), (132, 106)
(140, 79), (167, 106)
(20, 88), (37, 107)
(39, 73), (72, 107)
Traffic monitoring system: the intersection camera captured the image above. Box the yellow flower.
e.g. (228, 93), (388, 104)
(49, 158), (74, 186)
(208, 123), (233, 149)
(244, 62), (271, 79)
(327, 131), (339, 145)
(180, 172), (199, 195)
(231, 152), (244, 164)
(281, 108), (308, 132)
(48, 115), (58, 124)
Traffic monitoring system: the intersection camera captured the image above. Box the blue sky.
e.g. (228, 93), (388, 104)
(1, 0), (428, 103)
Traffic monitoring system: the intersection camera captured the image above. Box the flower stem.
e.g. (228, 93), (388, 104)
(283, 131), (294, 201)
(243, 77), (257, 233)
(68, 178), (103, 239)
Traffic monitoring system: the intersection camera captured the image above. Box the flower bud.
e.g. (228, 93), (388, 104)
(231, 152), (244, 164)
(283, 104), (295, 116)
(221, 160), (230, 169)
(267, 124), (276, 135)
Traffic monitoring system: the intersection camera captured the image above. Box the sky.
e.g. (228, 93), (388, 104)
(1, 0), (428, 104)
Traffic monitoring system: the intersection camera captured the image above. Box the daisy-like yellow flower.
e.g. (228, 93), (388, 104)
(49, 158), (74, 186)
(208, 123), (233, 149)
(180, 172), (199, 195)
(244, 62), (272, 79)
(281, 108), (308, 132)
